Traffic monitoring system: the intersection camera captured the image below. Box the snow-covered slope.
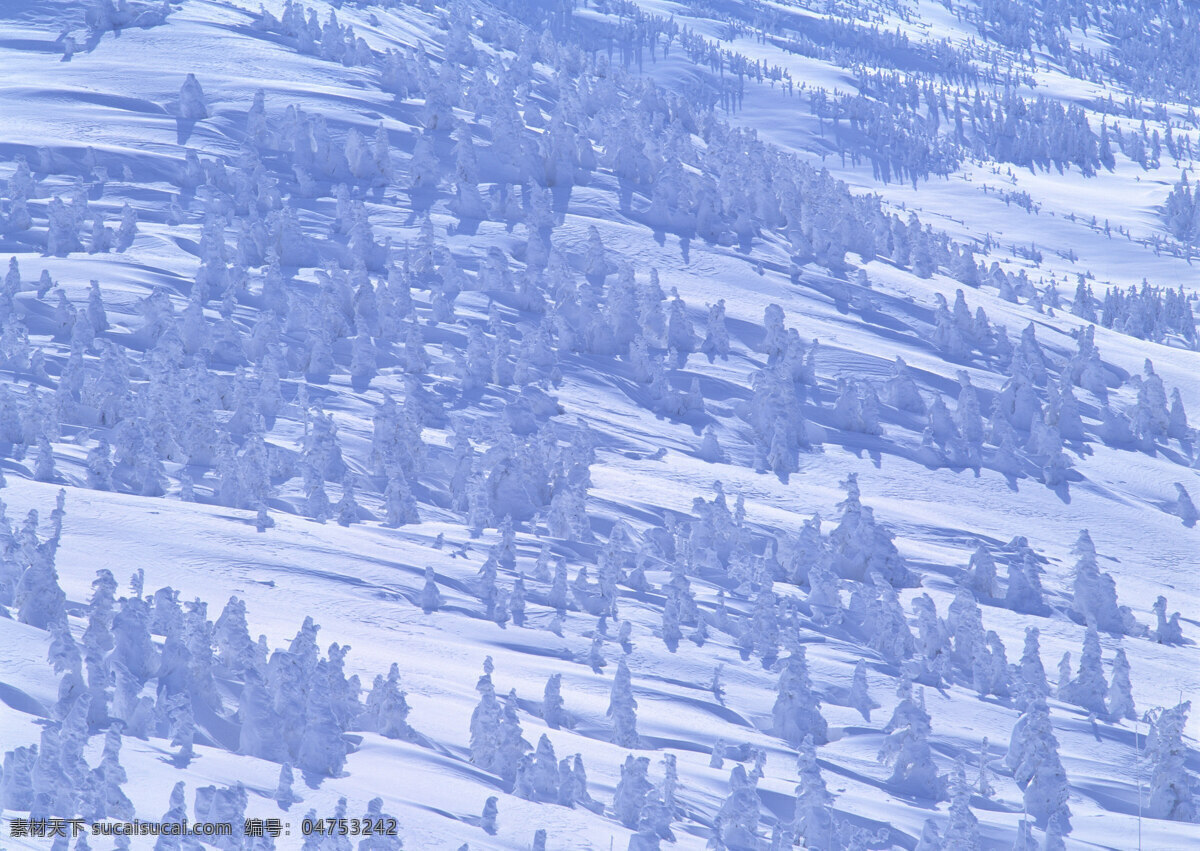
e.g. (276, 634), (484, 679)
(1, 0), (1200, 848)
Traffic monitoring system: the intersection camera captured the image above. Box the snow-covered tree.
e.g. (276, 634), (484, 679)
(614, 754), (652, 830)
(1016, 627), (1049, 711)
(879, 678), (943, 800)
(421, 566), (443, 614)
(849, 659), (878, 721)
(1069, 530), (1136, 634)
(608, 659), (639, 748)
(1006, 698), (1070, 830)
(773, 648), (828, 747)
(1153, 596), (1185, 645)
(543, 673), (568, 730)
(942, 757), (980, 850)
(830, 474), (907, 585)
(716, 764), (760, 849)
(364, 663), (411, 740)
(1107, 648), (1135, 722)
(1146, 701), (1195, 821)
(178, 73), (209, 120)
(793, 734), (833, 849)
(1062, 626), (1108, 717)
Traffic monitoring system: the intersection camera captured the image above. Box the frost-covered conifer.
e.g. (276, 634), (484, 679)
(628, 789), (665, 851)
(666, 289), (696, 361)
(265, 763), (298, 819)
(1169, 388), (1191, 440)
(1107, 648), (1135, 722)
(154, 779), (188, 848)
(717, 764), (760, 848)
(699, 425), (725, 463)
(543, 673), (567, 730)
(166, 692), (195, 760)
(965, 545), (997, 598)
(384, 467), (420, 526)
(1152, 595), (1185, 644)
(1005, 553), (1047, 615)
(297, 658), (348, 776)
(793, 734), (833, 849)
(834, 378), (883, 435)
(2, 743), (37, 812)
(858, 572), (914, 664)
(496, 688), (528, 785)
(946, 588), (984, 676)
(548, 557), (570, 615)
(350, 332), (377, 389)
(879, 679), (942, 800)
(807, 558), (842, 627)
(976, 630), (1013, 698)
(700, 299), (730, 362)
(215, 595), (256, 678)
(238, 666), (281, 762)
(1174, 483), (1198, 527)
(1069, 530), (1136, 633)
(830, 474), (906, 585)
(1132, 360), (1170, 447)
(48, 615), (80, 677)
(248, 497), (271, 531)
(365, 664), (411, 740)
(86, 438), (115, 490)
(178, 73), (209, 120)
(661, 594), (683, 652)
(923, 756), (969, 848)
(773, 648), (828, 747)
(470, 658), (502, 773)
(15, 518), (67, 629)
(914, 819), (942, 851)
(89, 725), (134, 822)
(476, 794), (498, 835)
(608, 659), (639, 747)
(420, 566), (443, 614)
(1147, 701), (1195, 821)
(479, 549), (500, 620)
(115, 203), (137, 252)
(849, 659), (877, 721)
(1006, 698), (1070, 829)
(335, 473), (360, 526)
(1015, 627), (1049, 712)
(1063, 626), (1108, 717)
(614, 754), (652, 829)
(886, 357), (926, 414)
(524, 733), (558, 804)
(112, 592), (156, 692)
(967, 738), (993, 803)
(911, 593), (951, 687)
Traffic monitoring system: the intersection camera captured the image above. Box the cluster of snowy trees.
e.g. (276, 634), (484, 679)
(964, 0), (1200, 108)
(1084, 1), (1200, 104)
(2, 0), (1199, 846)
(0, 485), (408, 846)
(432, 462), (1195, 847)
(729, 277), (1194, 483)
(255, 2), (375, 67)
(1164, 172), (1200, 252)
(832, 74), (1104, 182)
(5, 461), (1193, 848)
(772, 12), (978, 86)
(1073, 275), (1199, 347)
(0, 1), (1093, 546)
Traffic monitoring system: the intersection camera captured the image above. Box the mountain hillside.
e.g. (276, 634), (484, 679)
(1, 0), (1200, 848)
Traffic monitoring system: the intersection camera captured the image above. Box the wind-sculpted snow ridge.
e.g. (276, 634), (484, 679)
(1, 0), (1200, 848)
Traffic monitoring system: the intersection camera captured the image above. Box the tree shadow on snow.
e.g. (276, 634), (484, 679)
(175, 117), (198, 145)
